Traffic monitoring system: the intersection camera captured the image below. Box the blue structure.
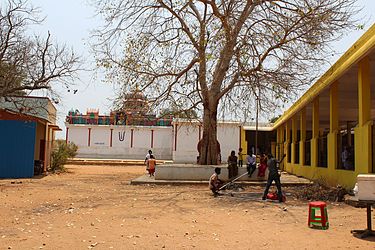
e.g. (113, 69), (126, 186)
(0, 120), (36, 178)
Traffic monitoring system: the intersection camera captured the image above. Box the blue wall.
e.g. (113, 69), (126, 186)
(0, 120), (36, 178)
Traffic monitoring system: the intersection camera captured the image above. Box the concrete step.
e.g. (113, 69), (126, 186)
(65, 158), (167, 166)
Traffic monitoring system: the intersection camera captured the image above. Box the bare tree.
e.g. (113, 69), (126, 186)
(0, 0), (80, 100)
(92, 0), (357, 165)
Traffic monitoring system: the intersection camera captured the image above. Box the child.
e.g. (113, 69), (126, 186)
(147, 155), (156, 177)
(238, 148), (243, 168)
(209, 167), (223, 196)
(144, 149), (152, 173)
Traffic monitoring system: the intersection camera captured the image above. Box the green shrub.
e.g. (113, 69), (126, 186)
(50, 140), (78, 172)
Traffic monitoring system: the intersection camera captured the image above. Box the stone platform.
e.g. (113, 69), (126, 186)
(131, 163), (312, 186)
(155, 163), (267, 181)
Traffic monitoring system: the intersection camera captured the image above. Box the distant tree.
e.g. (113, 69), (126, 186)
(159, 104), (198, 119)
(0, 0), (80, 100)
(93, 0), (357, 165)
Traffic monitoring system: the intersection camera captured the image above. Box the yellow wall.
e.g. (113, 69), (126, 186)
(277, 56), (374, 189)
(240, 127), (247, 155)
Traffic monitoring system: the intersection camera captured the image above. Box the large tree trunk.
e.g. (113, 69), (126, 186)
(198, 104), (219, 165)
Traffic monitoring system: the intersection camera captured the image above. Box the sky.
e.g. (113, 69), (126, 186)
(27, 0), (375, 139)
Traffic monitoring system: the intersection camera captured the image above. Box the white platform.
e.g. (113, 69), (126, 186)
(155, 163), (268, 181)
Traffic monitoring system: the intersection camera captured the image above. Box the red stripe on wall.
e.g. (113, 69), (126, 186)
(66, 127), (69, 143)
(174, 124), (178, 151)
(88, 128), (91, 147)
(151, 130), (154, 148)
(110, 129), (113, 147)
(131, 129), (134, 148)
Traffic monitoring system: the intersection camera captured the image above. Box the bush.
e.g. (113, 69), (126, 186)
(50, 140), (78, 172)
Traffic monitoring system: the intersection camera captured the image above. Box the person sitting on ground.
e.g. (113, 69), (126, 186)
(147, 155), (156, 177)
(262, 154), (286, 203)
(209, 167), (223, 196)
(227, 150), (238, 179)
(246, 153), (256, 177)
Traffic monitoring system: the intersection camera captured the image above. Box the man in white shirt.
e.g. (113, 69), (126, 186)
(246, 154), (256, 177)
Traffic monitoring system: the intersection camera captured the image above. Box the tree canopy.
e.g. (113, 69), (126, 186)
(93, 0), (357, 164)
(0, 0), (80, 101)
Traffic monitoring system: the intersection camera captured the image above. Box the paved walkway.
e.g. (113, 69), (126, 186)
(66, 158), (312, 186)
(66, 158), (169, 166)
(131, 172), (312, 186)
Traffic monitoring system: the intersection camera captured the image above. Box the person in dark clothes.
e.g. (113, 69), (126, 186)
(238, 148), (244, 168)
(262, 154), (286, 202)
(227, 150), (238, 179)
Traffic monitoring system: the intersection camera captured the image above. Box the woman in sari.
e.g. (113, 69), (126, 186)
(258, 153), (268, 177)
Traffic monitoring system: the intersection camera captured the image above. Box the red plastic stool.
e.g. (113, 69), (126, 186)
(308, 201), (329, 229)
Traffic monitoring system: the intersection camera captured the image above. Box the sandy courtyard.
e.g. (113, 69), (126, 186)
(0, 165), (374, 249)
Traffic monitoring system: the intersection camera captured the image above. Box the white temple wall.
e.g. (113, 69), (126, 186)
(66, 124), (173, 160)
(217, 123), (241, 161)
(172, 121), (240, 163)
(91, 126), (110, 146)
(68, 126), (88, 146)
(66, 121), (240, 162)
(172, 123), (200, 163)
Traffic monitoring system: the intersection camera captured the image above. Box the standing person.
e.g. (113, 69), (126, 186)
(258, 153), (268, 177)
(227, 150), (238, 179)
(209, 167), (223, 196)
(144, 149), (152, 173)
(341, 146), (350, 170)
(147, 155), (156, 177)
(238, 148), (244, 168)
(246, 153), (256, 177)
(262, 154), (286, 202)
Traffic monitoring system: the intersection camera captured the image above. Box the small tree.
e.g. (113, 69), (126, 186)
(50, 140), (78, 172)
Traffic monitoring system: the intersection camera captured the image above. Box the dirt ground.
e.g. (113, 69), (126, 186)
(0, 165), (374, 250)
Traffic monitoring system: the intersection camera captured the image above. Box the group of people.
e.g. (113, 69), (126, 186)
(227, 148), (269, 179)
(210, 150), (286, 202)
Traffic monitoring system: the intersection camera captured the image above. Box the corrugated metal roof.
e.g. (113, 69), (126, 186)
(0, 96), (56, 123)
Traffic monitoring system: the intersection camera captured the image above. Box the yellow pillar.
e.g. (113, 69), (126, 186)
(300, 108), (306, 166)
(355, 56), (372, 174)
(291, 116), (297, 164)
(284, 121), (291, 166)
(280, 125), (285, 164)
(240, 127), (247, 155)
(328, 81), (339, 170)
(358, 57), (371, 126)
(275, 127), (280, 159)
(311, 98), (319, 167)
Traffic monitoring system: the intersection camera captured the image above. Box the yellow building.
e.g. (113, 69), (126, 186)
(267, 24), (375, 189)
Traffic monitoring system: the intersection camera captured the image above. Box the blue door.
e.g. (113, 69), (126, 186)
(0, 120), (36, 178)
